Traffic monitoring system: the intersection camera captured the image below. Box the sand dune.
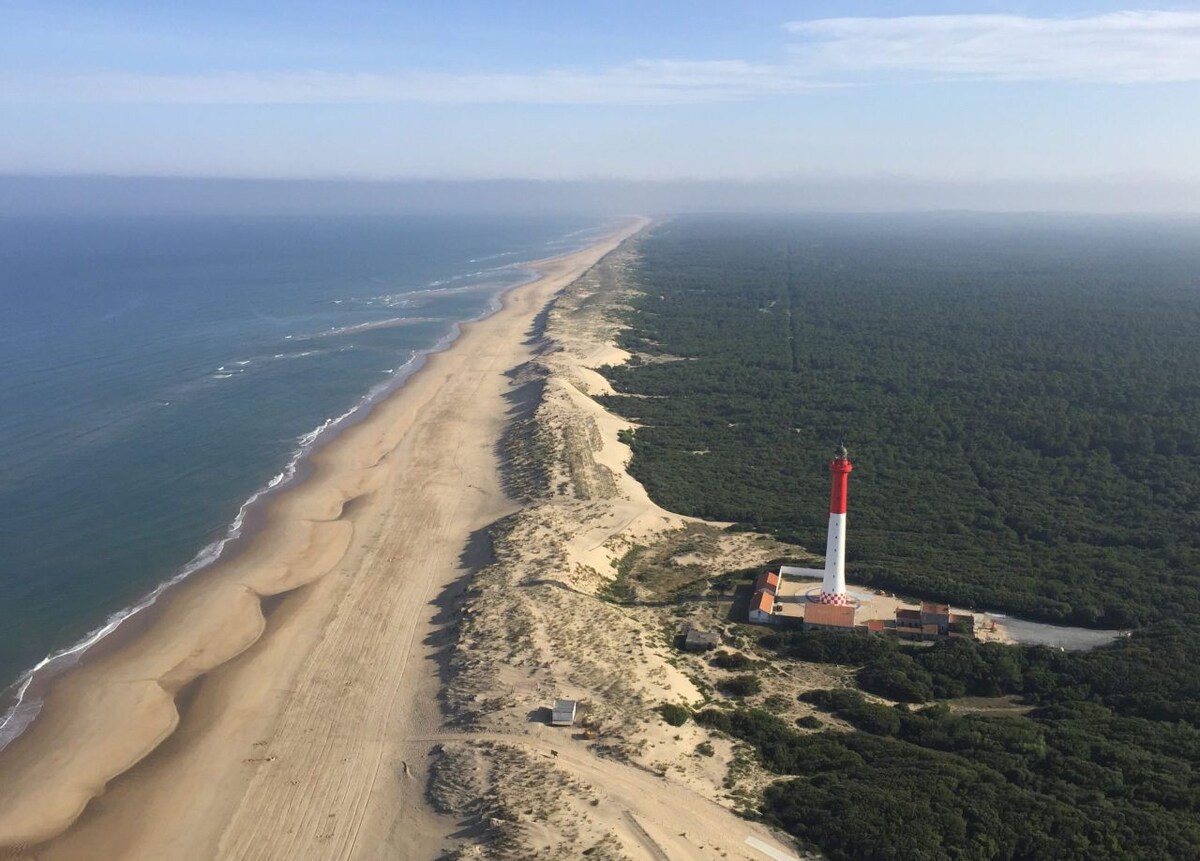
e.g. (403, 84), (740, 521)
(433, 232), (810, 859)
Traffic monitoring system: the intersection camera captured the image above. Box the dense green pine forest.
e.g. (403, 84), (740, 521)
(601, 215), (1200, 859)
(602, 215), (1200, 628)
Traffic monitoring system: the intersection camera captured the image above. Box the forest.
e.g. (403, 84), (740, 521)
(604, 215), (1200, 859)
(600, 215), (1200, 628)
(695, 697), (1200, 860)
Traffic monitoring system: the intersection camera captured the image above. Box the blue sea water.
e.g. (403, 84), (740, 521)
(0, 213), (611, 740)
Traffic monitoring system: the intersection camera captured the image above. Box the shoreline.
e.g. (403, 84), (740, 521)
(0, 216), (649, 854)
(0, 230), (605, 751)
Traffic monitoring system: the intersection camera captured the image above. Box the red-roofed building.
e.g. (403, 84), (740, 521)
(749, 589), (775, 624)
(804, 602), (855, 630)
(754, 571), (780, 594)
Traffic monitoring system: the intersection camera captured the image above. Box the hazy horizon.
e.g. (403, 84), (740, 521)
(3, 3), (1199, 211)
(4, 174), (1200, 216)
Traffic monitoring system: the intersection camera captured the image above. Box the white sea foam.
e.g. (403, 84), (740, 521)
(214, 363), (248, 380)
(365, 261), (521, 306)
(318, 317), (440, 338)
(366, 281), (513, 309)
(467, 251), (517, 264)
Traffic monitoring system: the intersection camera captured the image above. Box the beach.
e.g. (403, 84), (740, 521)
(0, 218), (648, 858)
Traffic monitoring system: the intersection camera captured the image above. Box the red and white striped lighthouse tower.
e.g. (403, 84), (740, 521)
(818, 445), (854, 606)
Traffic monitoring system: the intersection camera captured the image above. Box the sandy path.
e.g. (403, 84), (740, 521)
(0, 218), (647, 860)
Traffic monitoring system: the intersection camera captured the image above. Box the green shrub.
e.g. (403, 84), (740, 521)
(719, 675), (762, 698)
(657, 703), (690, 726)
(694, 708), (732, 733)
(856, 653), (935, 703)
(802, 689), (903, 736)
(710, 650), (754, 670)
(763, 694), (791, 712)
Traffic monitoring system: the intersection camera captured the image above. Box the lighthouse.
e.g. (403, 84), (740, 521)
(818, 445), (853, 606)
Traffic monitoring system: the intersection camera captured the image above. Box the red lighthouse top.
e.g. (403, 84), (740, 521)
(829, 445), (853, 515)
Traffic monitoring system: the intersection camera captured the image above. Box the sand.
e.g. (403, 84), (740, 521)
(0, 219), (645, 858)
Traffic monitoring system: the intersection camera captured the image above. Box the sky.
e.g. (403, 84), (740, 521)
(1, 2), (1199, 209)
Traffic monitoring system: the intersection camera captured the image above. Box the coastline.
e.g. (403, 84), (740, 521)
(0, 252), (533, 749)
(0, 236), (597, 749)
(0, 216), (649, 855)
(0, 222), (608, 747)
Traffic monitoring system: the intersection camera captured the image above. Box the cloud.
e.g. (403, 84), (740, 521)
(3, 11), (1198, 105)
(785, 11), (1200, 83)
(0, 59), (820, 106)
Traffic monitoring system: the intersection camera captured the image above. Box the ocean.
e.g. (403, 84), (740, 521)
(0, 212), (611, 742)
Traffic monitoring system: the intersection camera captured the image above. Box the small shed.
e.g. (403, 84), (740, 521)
(684, 627), (720, 652)
(551, 698), (578, 726)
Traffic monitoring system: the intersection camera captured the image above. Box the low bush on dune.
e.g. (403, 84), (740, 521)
(709, 650), (754, 670)
(718, 675), (762, 698)
(657, 703), (691, 726)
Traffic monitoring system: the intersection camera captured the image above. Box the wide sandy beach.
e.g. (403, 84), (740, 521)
(0, 218), (647, 858)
